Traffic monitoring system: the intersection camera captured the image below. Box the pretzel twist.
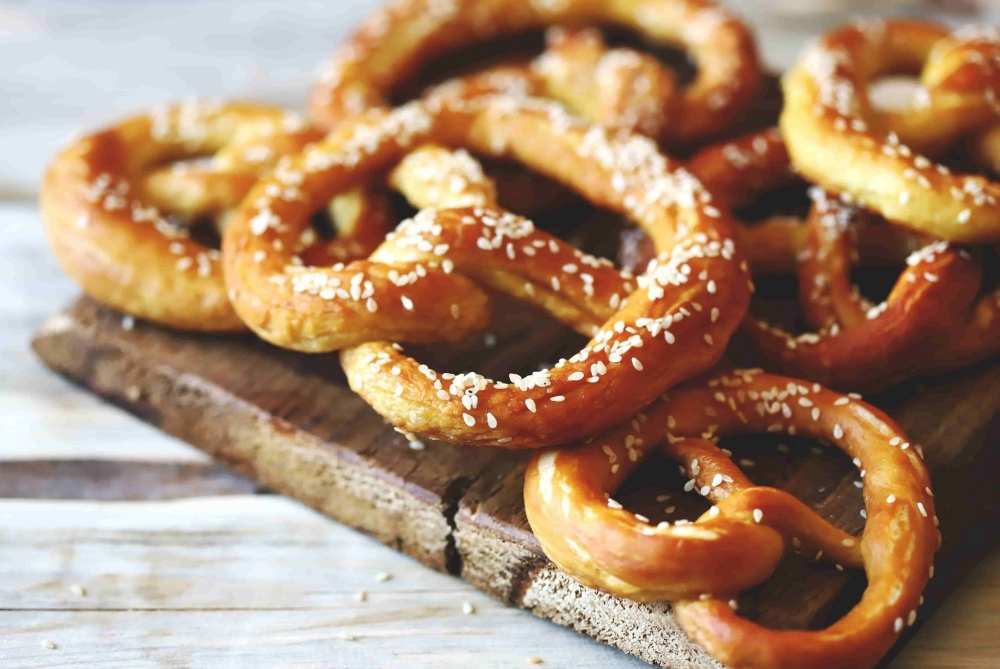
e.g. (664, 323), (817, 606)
(41, 101), (324, 330)
(781, 20), (1000, 242)
(224, 94), (751, 447)
(525, 369), (938, 669)
(310, 0), (761, 146)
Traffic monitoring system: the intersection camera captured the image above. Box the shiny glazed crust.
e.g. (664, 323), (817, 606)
(524, 369), (938, 669)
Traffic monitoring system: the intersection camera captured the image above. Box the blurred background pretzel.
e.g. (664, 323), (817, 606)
(781, 19), (1000, 243)
(310, 0), (762, 148)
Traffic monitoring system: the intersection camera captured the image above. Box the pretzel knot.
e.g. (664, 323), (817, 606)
(524, 370), (938, 669)
(782, 19), (1000, 242)
(224, 94), (751, 448)
(309, 0), (761, 146)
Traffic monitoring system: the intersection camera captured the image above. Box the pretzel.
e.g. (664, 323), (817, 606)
(524, 368), (938, 669)
(309, 0), (761, 146)
(743, 191), (983, 391)
(224, 94), (751, 448)
(40, 101), (327, 330)
(781, 20), (1000, 242)
(787, 193), (1000, 379)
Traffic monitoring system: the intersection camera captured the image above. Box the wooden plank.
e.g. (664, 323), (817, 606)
(0, 496), (641, 669)
(31, 297), (1000, 668)
(0, 460), (257, 500)
(1, 204), (207, 464)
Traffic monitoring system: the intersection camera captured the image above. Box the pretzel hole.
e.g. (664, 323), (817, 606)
(869, 75), (928, 113)
(390, 31), (548, 104)
(404, 291), (586, 380)
(732, 182), (811, 224)
(389, 26), (697, 110)
(184, 216), (222, 250)
(599, 26), (697, 86)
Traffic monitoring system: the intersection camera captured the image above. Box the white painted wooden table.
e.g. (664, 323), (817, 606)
(2, 2), (998, 667)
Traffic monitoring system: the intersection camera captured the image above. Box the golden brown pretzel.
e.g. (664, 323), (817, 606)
(41, 101), (322, 330)
(781, 20), (1000, 242)
(743, 191), (983, 391)
(224, 94), (751, 448)
(524, 369), (938, 669)
(790, 193), (1000, 378)
(310, 0), (761, 146)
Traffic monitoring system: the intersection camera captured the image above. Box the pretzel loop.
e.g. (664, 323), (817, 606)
(310, 0), (761, 146)
(525, 370), (939, 669)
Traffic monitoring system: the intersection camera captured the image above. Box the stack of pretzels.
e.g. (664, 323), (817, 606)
(41, 2), (999, 668)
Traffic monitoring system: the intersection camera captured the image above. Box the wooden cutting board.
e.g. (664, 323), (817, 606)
(31, 292), (1000, 669)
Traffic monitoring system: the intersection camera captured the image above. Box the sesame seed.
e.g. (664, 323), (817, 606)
(752, 509), (764, 523)
(894, 617), (904, 634)
(400, 295), (414, 311)
(462, 413), (476, 427)
(525, 398), (537, 413)
(374, 571), (392, 582)
(631, 357), (644, 371)
(462, 601), (476, 615)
